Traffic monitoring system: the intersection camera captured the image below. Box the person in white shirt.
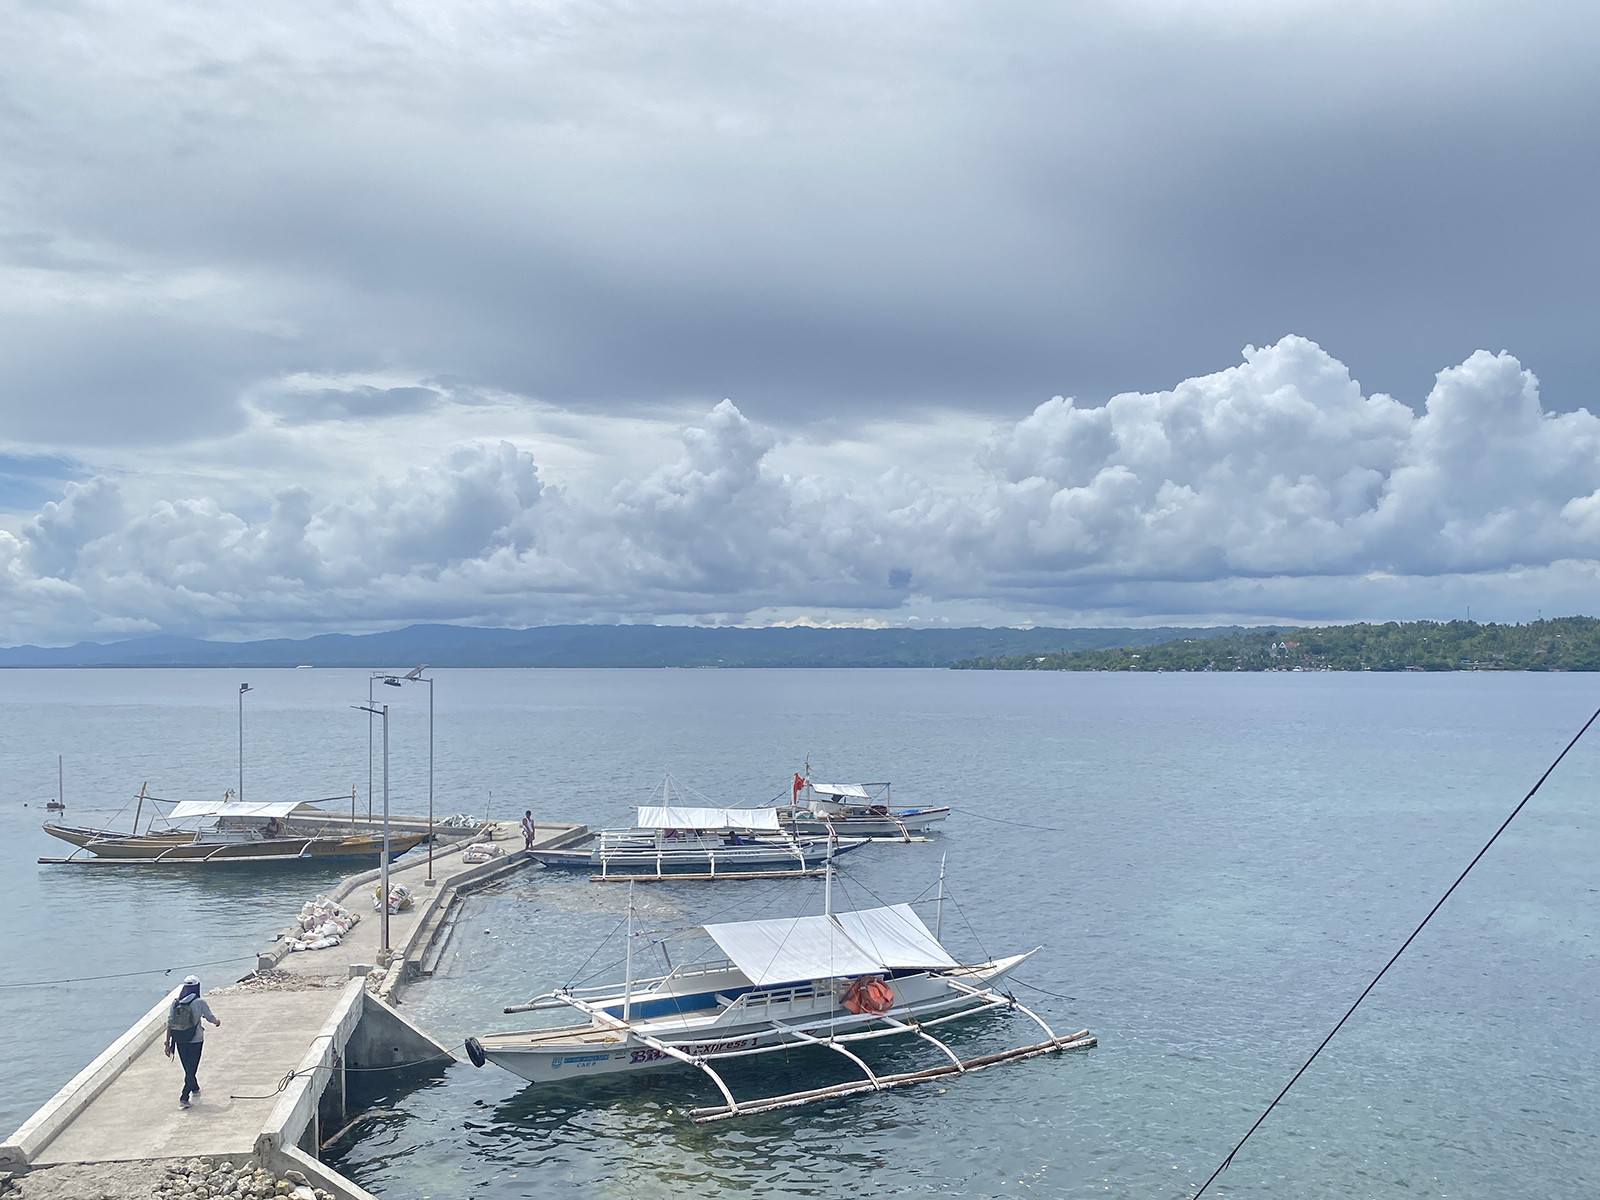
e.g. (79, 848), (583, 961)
(521, 810), (536, 850)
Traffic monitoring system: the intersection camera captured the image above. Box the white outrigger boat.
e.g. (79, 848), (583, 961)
(464, 864), (1094, 1119)
(530, 801), (869, 880)
(774, 773), (950, 838)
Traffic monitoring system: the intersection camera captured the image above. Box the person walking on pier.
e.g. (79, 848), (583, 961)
(164, 974), (222, 1108)
(522, 809), (536, 850)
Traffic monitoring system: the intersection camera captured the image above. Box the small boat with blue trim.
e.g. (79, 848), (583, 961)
(463, 863), (1094, 1119)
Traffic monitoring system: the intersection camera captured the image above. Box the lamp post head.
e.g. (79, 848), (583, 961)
(403, 664), (428, 680)
(239, 683), (252, 694)
(383, 676), (402, 688)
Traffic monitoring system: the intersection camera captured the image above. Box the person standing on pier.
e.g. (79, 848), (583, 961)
(164, 974), (222, 1108)
(521, 809), (536, 850)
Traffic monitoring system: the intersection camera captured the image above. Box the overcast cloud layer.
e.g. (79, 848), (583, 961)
(2, 1), (1598, 641)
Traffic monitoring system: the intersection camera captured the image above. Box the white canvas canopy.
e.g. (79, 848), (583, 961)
(167, 799), (309, 820)
(703, 904), (958, 987)
(636, 805), (782, 831)
(833, 904), (958, 972)
(809, 783), (872, 800)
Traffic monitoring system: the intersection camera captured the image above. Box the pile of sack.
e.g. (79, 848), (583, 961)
(285, 894), (359, 952)
(461, 841), (506, 864)
(374, 882), (414, 914)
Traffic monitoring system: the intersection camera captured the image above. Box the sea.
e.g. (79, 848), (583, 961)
(2, 667), (1597, 1199)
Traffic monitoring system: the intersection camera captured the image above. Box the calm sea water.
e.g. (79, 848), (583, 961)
(3, 668), (1598, 1199)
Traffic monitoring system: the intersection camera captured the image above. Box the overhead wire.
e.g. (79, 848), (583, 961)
(1190, 701), (1600, 1200)
(0, 954), (258, 990)
(946, 805), (1072, 833)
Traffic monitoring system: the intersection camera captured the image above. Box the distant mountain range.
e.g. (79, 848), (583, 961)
(0, 623), (1265, 669)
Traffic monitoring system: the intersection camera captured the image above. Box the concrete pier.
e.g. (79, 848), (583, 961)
(2, 821), (589, 1198)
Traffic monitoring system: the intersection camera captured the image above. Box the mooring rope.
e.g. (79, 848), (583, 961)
(1191, 702), (1600, 1199)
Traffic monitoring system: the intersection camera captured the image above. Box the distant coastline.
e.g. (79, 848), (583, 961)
(952, 617), (1600, 672)
(0, 622), (1263, 670)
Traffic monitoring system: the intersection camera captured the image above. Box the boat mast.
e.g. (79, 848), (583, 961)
(58, 754), (63, 810)
(132, 781), (147, 837)
(623, 879), (636, 1022)
(824, 830), (835, 917)
(935, 852), (946, 942)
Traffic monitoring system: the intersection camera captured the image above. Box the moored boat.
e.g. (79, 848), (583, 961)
(464, 875), (1093, 1118)
(41, 798), (427, 864)
(531, 802), (867, 877)
(773, 774), (950, 838)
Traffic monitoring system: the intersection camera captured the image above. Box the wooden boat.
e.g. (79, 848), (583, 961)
(774, 774), (950, 838)
(531, 801), (867, 878)
(464, 871), (1093, 1118)
(41, 798), (426, 864)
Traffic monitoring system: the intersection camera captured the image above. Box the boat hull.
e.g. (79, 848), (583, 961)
(43, 826), (427, 862)
(778, 807), (949, 837)
(477, 955), (1029, 1085)
(533, 835), (868, 875)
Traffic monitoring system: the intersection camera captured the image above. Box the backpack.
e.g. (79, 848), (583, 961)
(167, 997), (198, 1035)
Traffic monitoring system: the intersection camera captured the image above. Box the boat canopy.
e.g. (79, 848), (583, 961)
(167, 799), (311, 820)
(809, 783), (873, 799)
(636, 805), (782, 831)
(703, 903), (958, 987)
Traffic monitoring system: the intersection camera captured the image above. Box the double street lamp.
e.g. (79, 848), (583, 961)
(378, 666), (434, 882)
(238, 682), (252, 803)
(353, 701), (392, 958)
(354, 665), (436, 959)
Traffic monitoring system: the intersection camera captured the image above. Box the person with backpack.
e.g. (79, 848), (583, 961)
(164, 974), (221, 1108)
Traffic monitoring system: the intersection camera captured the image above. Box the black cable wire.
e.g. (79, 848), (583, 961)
(564, 912), (629, 989)
(1191, 702), (1600, 1200)
(941, 890), (993, 963)
(1008, 977), (1076, 1002)
(227, 1048), (459, 1099)
(947, 805), (1071, 832)
(0, 954), (257, 989)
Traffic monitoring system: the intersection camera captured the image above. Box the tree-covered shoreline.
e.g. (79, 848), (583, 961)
(952, 617), (1600, 672)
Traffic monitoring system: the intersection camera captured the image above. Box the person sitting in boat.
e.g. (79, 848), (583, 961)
(264, 817), (284, 839)
(663, 827), (682, 841)
(723, 830), (747, 846)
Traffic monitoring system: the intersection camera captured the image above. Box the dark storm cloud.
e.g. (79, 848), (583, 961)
(3, 0), (1596, 439)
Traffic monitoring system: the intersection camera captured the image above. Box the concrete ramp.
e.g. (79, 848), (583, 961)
(32, 988), (349, 1166)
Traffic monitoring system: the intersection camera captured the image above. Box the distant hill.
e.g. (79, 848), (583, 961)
(0, 623), (1262, 669)
(953, 617), (1600, 672)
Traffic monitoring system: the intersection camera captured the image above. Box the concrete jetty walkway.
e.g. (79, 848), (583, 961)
(2, 821), (589, 1197)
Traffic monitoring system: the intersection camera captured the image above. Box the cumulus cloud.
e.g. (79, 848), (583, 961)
(3, 336), (1599, 643)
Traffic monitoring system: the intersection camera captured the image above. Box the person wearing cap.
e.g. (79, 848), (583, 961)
(164, 975), (222, 1108)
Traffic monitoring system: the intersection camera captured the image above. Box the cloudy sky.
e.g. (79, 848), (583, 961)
(2, 0), (1597, 643)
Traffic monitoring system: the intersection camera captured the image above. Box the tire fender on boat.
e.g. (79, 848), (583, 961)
(464, 1037), (487, 1068)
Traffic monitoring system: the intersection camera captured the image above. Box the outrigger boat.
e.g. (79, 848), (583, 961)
(464, 861), (1094, 1119)
(42, 796), (427, 864)
(773, 773), (950, 838)
(530, 803), (869, 879)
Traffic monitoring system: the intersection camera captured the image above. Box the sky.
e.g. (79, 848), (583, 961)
(1, 0), (1598, 644)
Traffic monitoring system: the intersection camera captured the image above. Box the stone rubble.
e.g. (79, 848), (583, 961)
(149, 1158), (337, 1200)
(216, 971), (346, 995)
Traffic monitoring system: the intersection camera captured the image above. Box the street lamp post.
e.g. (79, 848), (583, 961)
(381, 666), (435, 883)
(238, 683), (252, 803)
(354, 701), (392, 958)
